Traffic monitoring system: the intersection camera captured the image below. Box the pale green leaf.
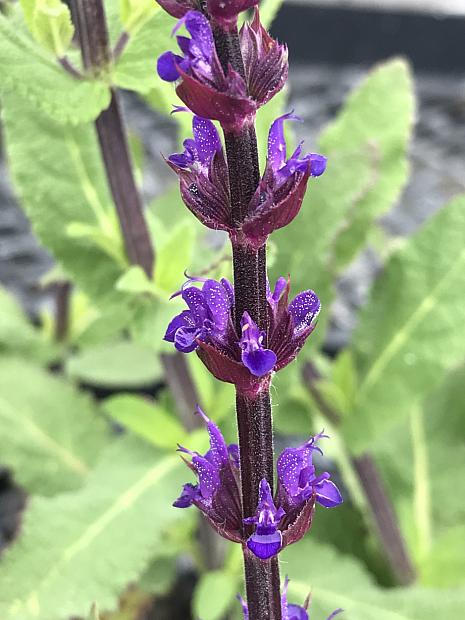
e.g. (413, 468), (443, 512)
(0, 286), (56, 364)
(113, 10), (175, 94)
(259, 0), (284, 28)
(284, 539), (465, 619)
(320, 58), (415, 270)
(0, 437), (186, 620)
(119, 0), (158, 34)
(193, 570), (240, 620)
(0, 357), (110, 495)
(66, 342), (162, 389)
(2, 92), (125, 301)
(0, 12), (109, 124)
(343, 195), (465, 453)
(154, 219), (196, 295)
(87, 603), (100, 620)
(115, 266), (156, 295)
(21, 0), (74, 57)
(419, 525), (465, 588)
(102, 393), (186, 449)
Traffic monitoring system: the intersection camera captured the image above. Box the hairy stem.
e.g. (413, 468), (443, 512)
(213, 24), (282, 620)
(303, 361), (416, 585)
(70, 0), (154, 276)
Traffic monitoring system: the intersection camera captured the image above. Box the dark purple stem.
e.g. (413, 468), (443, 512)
(70, 0), (154, 276)
(54, 281), (72, 343)
(58, 56), (83, 79)
(302, 361), (416, 585)
(213, 25), (282, 620)
(113, 31), (130, 61)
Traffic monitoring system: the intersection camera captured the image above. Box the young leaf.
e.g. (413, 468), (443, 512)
(0, 357), (110, 495)
(119, 0), (158, 34)
(102, 394), (187, 449)
(2, 92), (125, 302)
(0, 12), (109, 124)
(20, 0), (74, 58)
(0, 437), (187, 620)
(344, 195), (465, 453)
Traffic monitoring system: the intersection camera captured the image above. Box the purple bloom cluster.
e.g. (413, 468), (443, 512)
(239, 577), (343, 620)
(157, 10), (287, 133)
(167, 111), (326, 249)
(174, 409), (342, 559)
(164, 275), (320, 395)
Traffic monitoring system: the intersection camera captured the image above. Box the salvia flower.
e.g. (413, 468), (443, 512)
(157, 0), (258, 30)
(243, 479), (285, 559)
(164, 276), (233, 352)
(245, 432), (343, 560)
(166, 115), (231, 231)
(239, 577), (343, 619)
(240, 112), (327, 249)
(173, 406), (243, 542)
(167, 111), (326, 249)
(174, 412), (342, 558)
(156, 10), (287, 132)
(165, 276), (321, 395)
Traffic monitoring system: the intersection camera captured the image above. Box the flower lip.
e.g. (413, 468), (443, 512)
(244, 479), (285, 560)
(239, 311), (277, 377)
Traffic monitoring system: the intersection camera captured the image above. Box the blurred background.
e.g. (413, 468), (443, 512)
(0, 1), (464, 619)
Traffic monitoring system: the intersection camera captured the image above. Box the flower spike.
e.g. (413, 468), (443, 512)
(157, 10), (288, 132)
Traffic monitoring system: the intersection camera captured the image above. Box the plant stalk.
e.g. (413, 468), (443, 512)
(302, 361), (416, 585)
(213, 25), (282, 620)
(70, 0), (154, 277)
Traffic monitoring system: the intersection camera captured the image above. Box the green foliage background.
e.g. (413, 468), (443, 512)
(0, 0), (464, 619)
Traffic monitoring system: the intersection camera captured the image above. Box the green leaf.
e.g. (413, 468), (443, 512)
(0, 437), (187, 620)
(343, 195), (465, 453)
(320, 58), (415, 270)
(154, 219), (196, 295)
(284, 538), (465, 619)
(259, 0), (284, 28)
(102, 394), (187, 449)
(20, 0), (74, 57)
(0, 12), (109, 124)
(0, 357), (110, 495)
(2, 92), (125, 301)
(0, 286), (56, 364)
(115, 266), (156, 295)
(66, 342), (162, 389)
(419, 525), (465, 588)
(119, 0), (158, 34)
(193, 570), (240, 620)
(113, 9), (175, 94)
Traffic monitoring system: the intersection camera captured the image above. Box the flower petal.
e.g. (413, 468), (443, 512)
(157, 51), (184, 82)
(288, 290), (321, 334)
(192, 116), (222, 164)
(315, 479), (343, 508)
(246, 529), (282, 560)
(267, 112), (301, 172)
(242, 348), (277, 376)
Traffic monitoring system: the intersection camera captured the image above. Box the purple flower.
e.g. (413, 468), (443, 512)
(239, 312), (277, 376)
(267, 277), (321, 372)
(275, 432), (343, 541)
(156, 11), (288, 132)
(267, 113), (327, 185)
(157, 0), (258, 28)
(173, 406), (243, 542)
(166, 115), (231, 232)
(164, 276), (233, 352)
(239, 113), (327, 248)
(244, 432), (342, 560)
(239, 577), (343, 619)
(244, 479), (285, 559)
